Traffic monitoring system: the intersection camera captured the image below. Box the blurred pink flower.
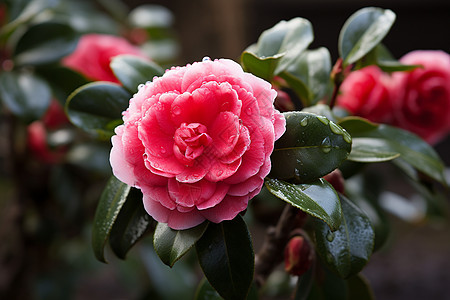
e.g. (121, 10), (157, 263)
(391, 50), (450, 144)
(27, 101), (68, 163)
(110, 58), (286, 229)
(336, 65), (394, 123)
(62, 34), (146, 83)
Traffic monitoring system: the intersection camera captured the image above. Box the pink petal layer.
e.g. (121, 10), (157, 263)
(143, 195), (205, 230)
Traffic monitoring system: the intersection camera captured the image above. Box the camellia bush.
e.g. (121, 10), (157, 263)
(1, 2), (449, 300)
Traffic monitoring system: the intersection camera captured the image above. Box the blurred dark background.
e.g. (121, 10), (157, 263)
(126, 0), (450, 64)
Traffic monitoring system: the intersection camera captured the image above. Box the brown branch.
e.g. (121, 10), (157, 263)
(254, 204), (303, 287)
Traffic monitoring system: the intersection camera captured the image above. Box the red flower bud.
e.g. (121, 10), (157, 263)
(284, 235), (314, 276)
(274, 89), (295, 112)
(323, 169), (345, 194)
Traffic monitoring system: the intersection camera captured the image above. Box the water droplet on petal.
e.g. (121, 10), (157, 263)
(202, 56), (211, 62)
(172, 105), (181, 115)
(137, 83), (145, 90)
(160, 146), (166, 154)
(246, 107), (252, 115)
(216, 170), (223, 177)
(300, 117), (308, 127)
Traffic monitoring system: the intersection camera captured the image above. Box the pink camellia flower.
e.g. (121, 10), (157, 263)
(336, 65), (394, 123)
(62, 34), (146, 83)
(391, 50), (450, 144)
(110, 58), (286, 229)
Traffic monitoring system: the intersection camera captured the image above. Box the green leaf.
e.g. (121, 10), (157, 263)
(194, 277), (223, 300)
(294, 261), (315, 300)
(37, 66), (89, 103)
(270, 112), (352, 182)
(241, 51), (283, 81)
(14, 21), (79, 66)
(280, 47), (332, 106)
(92, 176), (131, 263)
(110, 55), (165, 93)
(265, 178), (342, 231)
(154, 221), (208, 267)
(314, 194), (374, 278)
(347, 274), (375, 300)
(0, 70), (51, 122)
(345, 175), (390, 251)
(374, 44), (421, 73)
(241, 18), (313, 80)
(0, 0), (58, 40)
(306, 266), (349, 300)
(66, 82), (131, 139)
(348, 137), (400, 162)
(339, 117), (447, 185)
(109, 188), (153, 259)
(339, 7), (396, 65)
(196, 215), (254, 300)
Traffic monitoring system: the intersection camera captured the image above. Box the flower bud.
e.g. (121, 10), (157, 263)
(284, 235), (314, 276)
(323, 169), (345, 194)
(274, 89), (295, 112)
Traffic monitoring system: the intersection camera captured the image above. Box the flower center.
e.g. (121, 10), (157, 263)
(173, 123), (212, 166)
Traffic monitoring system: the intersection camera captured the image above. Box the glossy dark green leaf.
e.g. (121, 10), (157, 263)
(37, 66), (89, 103)
(280, 47), (332, 106)
(265, 178), (342, 231)
(14, 21), (79, 66)
(306, 265), (349, 300)
(348, 137), (400, 162)
(314, 194), (374, 278)
(345, 175), (390, 251)
(66, 82), (131, 139)
(110, 55), (164, 93)
(270, 112), (352, 182)
(109, 188), (153, 259)
(194, 277), (224, 300)
(339, 117), (447, 185)
(0, 70), (51, 122)
(347, 274), (375, 300)
(92, 176), (131, 263)
(294, 261), (314, 300)
(241, 18), (313, 80)
(154, 221), (208, 267)
(339, 7), (396, 65)
(374, 44), (421, 73)
(196, 215), (254, 300)
(0, 0), (58, 40)
(241, 51), (283, 81)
